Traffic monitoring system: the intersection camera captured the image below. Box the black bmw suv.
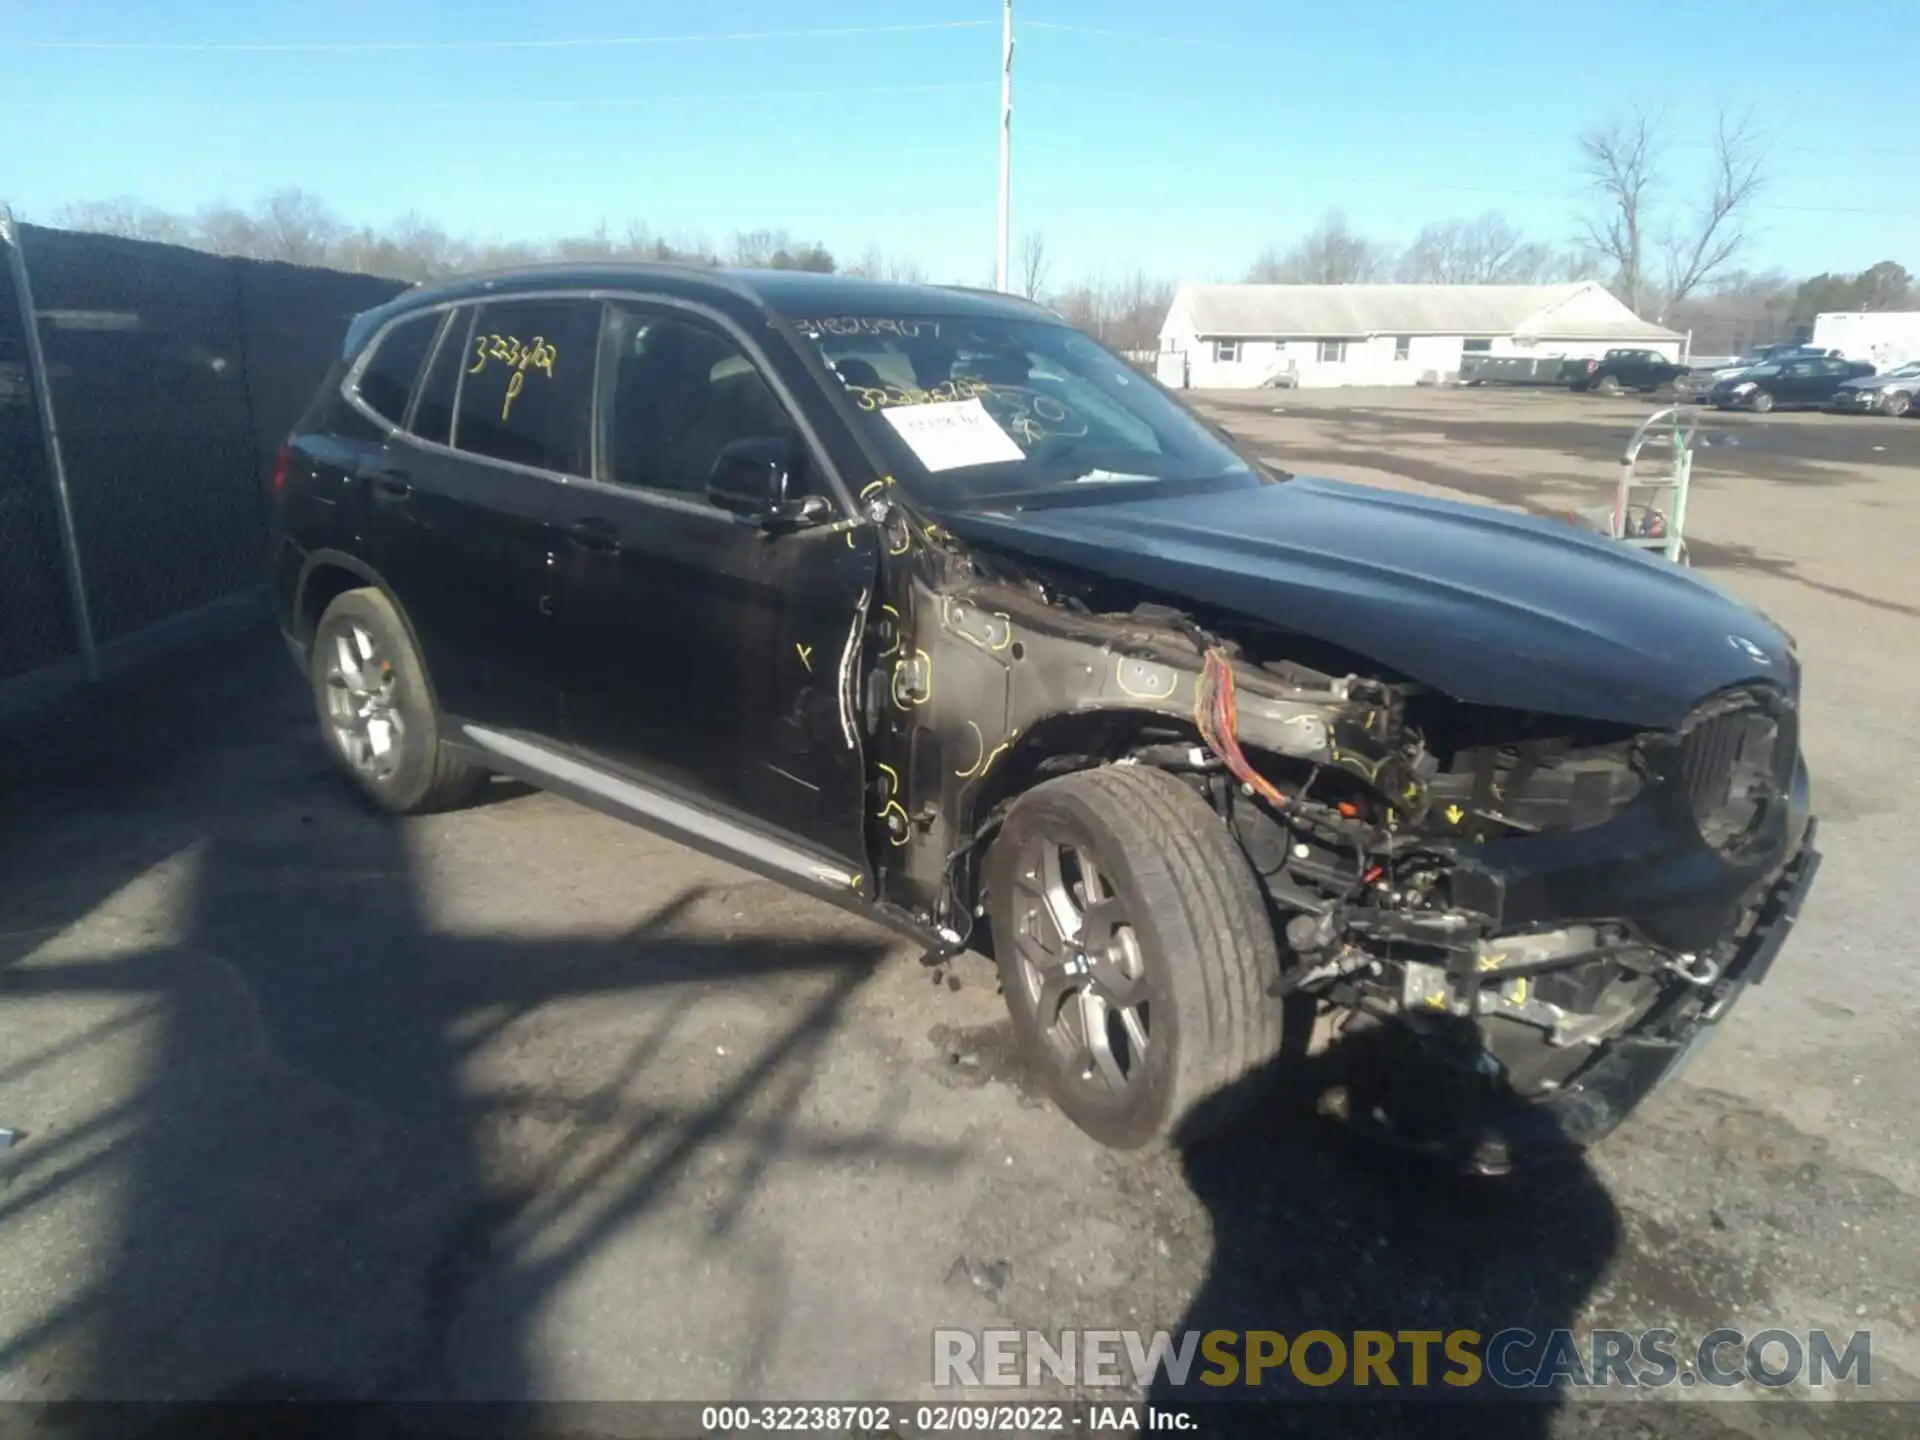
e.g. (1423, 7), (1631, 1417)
(272, 264), (1820, 1168)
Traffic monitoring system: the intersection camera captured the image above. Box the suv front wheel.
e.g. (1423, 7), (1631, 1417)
(309, 587), (484, 814)
(985, 765), (1286, 1150)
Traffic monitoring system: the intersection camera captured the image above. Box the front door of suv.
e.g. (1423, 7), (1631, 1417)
(366, 297), (603, 739)
(553, 300), (874, 872)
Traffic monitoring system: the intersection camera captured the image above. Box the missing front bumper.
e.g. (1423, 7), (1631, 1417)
(1332, 823), (1822, 1173)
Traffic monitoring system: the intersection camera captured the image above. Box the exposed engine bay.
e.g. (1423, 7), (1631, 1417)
(865, 533), (1812, 1166)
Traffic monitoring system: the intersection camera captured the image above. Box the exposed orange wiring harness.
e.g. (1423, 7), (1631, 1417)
(1194, 647), (1288, 809)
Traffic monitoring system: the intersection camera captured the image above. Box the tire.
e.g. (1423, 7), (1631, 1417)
(309, 587), (484, 814)
(1595, 374), (1622, 396)
(1749, 388), (1775, 413)
(1887, 390), (1912, 418)
(985, 765), (1285, 1150)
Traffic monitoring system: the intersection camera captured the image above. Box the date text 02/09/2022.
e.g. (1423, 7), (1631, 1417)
(697, 1403), (1198, 1435)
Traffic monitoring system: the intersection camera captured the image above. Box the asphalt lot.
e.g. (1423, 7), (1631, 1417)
(3, 385), (1918, 1434)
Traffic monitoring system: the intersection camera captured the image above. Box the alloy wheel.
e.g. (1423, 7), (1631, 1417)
(1008, 836), (1151, 1100)
(323, 622), (406, 782)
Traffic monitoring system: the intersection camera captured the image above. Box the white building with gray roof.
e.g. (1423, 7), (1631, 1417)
(1156, 281), (1684, 389)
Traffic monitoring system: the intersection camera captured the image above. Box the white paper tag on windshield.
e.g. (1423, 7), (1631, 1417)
(880, 398), (1025, 472)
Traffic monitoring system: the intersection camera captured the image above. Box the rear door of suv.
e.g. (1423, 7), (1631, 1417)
(348, 295), (602, 740)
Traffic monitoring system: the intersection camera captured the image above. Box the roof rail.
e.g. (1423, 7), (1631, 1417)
(936, 284), (1061, 318)
(402, 257), (764, 306)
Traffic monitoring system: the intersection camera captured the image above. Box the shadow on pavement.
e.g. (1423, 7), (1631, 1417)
(1146, 1039), (1622, 1438)
(0, 622), (954, 1414)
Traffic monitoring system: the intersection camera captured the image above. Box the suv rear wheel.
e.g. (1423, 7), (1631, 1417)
(310, 587), (484, 814)
(985, 765), (1285, 1150)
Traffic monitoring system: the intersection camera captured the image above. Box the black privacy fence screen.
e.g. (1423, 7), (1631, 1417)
(0, 212), (406, 710)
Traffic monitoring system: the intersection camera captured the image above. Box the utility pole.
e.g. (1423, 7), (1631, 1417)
(995, 0), (1013, 292)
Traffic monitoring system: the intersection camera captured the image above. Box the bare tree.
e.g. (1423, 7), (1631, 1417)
(1577, 105), (1661, 315)
(50, 197), (191, 246)
(1052, 270), (1173, 350)
(1394, 211), (1562, 284)
(254, 187), (343, 266)
(847, 246), (927, 283)
(1579, 102), (1767, 317)
(193, 203), (267, 261)
(1247, 209), (1392, 284)
(727, 228), (834, 272)
(1017, 230), (1051, 300)
(1660, 108), (1767, 312)
(1666, 267), (1797, 354)
(573, 221), (633, 261)
(1397, 214), (1583, 285)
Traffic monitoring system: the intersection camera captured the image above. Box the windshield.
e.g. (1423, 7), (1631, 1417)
(787, 312), (1265, 510)
(1879, 361), (1920, 379)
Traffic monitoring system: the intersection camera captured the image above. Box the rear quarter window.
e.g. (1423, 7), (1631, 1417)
(355, 311), (444, 425)
(410, 307), (472, 447)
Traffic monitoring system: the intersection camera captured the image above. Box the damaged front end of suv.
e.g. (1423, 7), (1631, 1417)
(875, 529), (1816, 1169)
(791, 306), (1819, 1170)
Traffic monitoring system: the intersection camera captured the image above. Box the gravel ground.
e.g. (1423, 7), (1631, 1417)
(1, 385), (1915, 1436)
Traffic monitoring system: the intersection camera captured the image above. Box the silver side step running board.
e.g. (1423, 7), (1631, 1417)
(459, 725), (934, 945)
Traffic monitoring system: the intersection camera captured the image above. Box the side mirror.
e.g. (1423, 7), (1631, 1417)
(705, 436), (829, 527)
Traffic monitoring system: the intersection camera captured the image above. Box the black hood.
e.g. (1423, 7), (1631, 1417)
(934, 475), (1794, 730)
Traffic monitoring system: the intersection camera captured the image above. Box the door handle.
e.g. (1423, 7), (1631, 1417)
(365, 468), (412, 502)
(566, 518), (621, 552)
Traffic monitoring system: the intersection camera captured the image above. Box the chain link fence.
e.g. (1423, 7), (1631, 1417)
(0, 215), (406, 712)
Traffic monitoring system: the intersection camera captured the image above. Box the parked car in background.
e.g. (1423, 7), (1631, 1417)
(1679, 343), (1842, 398)
(1733, 343), (1842, 369)
(1568, 348), (1689, 395)
(1708, 355), (1876, 412)
(1826, 359), (1920, 417)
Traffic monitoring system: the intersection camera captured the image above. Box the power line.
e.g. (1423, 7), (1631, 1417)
(5, 18), (994, 53)
(7, 15), (1237, 54)
(17, 12), (1920, 174)
(1017, 19), (1240, 48)
(0, 80), (998, 113)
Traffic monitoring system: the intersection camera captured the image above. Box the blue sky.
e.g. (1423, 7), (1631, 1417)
(2, 0), (1913, 285)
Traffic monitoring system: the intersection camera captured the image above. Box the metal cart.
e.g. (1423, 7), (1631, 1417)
(1565, 404), (1698, 565)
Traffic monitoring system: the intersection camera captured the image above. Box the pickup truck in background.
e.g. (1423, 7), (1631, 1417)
(1568, 348), (1690, 395)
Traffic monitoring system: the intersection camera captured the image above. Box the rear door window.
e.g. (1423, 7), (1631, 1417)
(451, 299), (602, 476)
(356, 312), (443, 426)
